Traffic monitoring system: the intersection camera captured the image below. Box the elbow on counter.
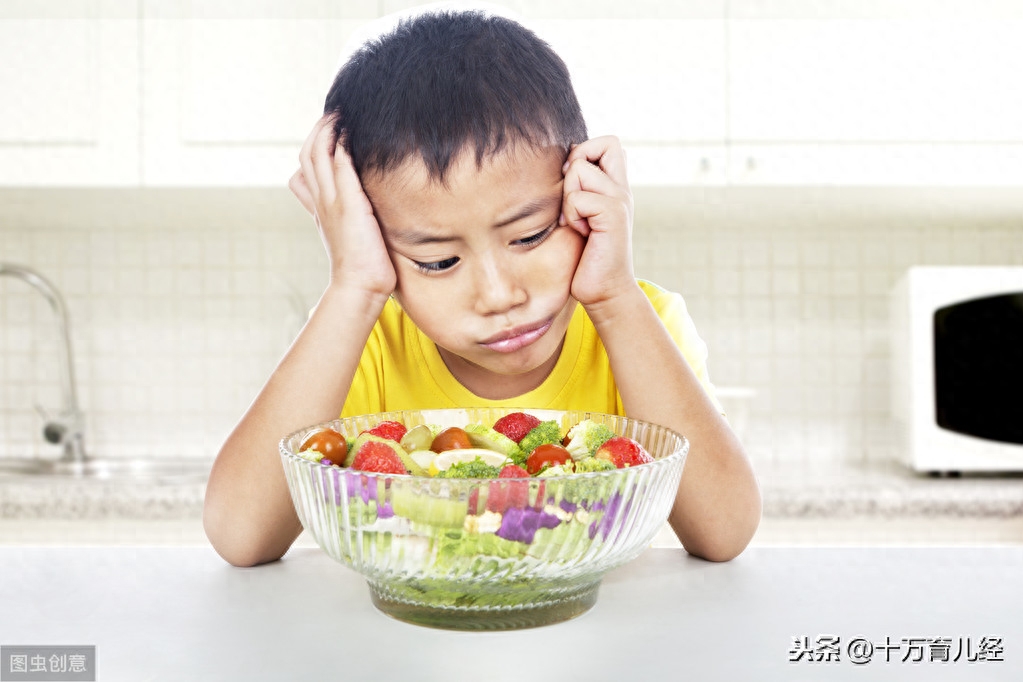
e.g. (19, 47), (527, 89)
(203, 502), (287, 568)
(682, 526), (758, 563)
(679, 489), (763, 563)
(202, 481), (294, 568)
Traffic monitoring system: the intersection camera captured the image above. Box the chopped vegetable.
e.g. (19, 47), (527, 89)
(517, 420), (563, 457)
(436, 456), (503, 479)
(563, 419), (617, 460)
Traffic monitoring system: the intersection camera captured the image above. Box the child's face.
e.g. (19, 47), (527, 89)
(362, 144), (584, 398)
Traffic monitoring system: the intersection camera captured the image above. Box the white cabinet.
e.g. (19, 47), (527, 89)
(727, 0), (1023, 184)
(140, 0), (376, 185)
(536, 12), (728, 186)
(0, 0), (139, 186)
(6, 0), (1023, 187)
(0, 0), (374, 187)
(528, 0), (1023, 186)
(376, 1), (730, 186)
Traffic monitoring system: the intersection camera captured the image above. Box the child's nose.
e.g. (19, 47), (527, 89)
(473, 257), (526, 315)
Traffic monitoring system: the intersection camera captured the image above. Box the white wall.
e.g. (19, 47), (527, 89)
(1, 187), (1022, 470)
(631, 187), (1023, 467)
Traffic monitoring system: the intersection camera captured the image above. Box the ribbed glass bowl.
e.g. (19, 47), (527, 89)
(279, 408), (688, 630)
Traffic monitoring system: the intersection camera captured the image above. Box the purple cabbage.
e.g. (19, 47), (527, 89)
(589, 491), (623, 541)
(496, 507), (561, 544)
(318, 468), (383, 507)
(340, 470), (378, 504)
(322, 469), (393, 518)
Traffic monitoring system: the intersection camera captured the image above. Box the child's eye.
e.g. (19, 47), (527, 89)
(412, 256), (459, 273)
(514, 224), (555, 247)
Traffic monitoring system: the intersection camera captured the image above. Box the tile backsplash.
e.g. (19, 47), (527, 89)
(634, 187), (1023, 467)
(1, 187), (1022, 468)
(1, 189), (326, 461)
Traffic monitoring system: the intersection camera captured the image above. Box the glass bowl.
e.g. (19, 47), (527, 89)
(279, 408), (688, 630)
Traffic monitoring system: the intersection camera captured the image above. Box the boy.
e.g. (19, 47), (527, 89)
(204, 9), (760, 567)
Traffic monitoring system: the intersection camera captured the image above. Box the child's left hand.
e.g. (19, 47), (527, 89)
(560, 135), (637, 310)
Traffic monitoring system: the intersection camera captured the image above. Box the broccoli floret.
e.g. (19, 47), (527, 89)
(436, 457), (502, 479)
(297, 448), (325, 463)
(537, 457), (617, 477)
(536, 462), (572, 477)
(517, 420), (563, 457)
(564, 419), (617, 460)
(572, 457), (616, 473)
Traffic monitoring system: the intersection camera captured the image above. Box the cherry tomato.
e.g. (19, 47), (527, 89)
(526, 443), (572, 476)
(430, 427), (472, 453)
(299, 428), (348, 463)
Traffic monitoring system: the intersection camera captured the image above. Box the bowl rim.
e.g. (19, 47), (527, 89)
(278, 407), (689, 482)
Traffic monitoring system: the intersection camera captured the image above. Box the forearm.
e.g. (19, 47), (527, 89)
(586, 285), (762, 561)
(203, 283), (388, 566)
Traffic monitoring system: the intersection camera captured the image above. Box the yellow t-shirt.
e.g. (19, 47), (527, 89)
(341, 279), (720, 417)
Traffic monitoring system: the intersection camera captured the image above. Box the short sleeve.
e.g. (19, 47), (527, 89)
(340, 323), (386, 418)
(639, 280), (724, 415)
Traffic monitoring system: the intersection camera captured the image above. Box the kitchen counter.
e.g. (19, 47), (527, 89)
(1, 545), (1020, 681)
(2, 458), (1021, 520)
(757, 459), (1023, 518)
(0, 476), (206, 519)
(2, 458), (1022, 548)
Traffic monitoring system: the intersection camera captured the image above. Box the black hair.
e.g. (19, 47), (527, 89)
(323, 10), (587, 182)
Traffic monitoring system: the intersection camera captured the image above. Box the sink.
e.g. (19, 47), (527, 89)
(0, 458), (53, 475)
(0, 267), (210, 486)
(0, 457), (211, 483)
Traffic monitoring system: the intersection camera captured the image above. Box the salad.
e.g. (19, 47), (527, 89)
(297, 411), (654, 478)
(293, 412), (660, 612)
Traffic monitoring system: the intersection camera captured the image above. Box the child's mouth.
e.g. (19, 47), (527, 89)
(480, 318), (553, 353)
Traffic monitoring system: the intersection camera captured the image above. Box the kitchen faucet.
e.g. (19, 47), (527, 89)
(0, 263), (87, 464)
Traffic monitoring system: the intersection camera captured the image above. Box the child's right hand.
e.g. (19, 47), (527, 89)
(289, 116), (396, 297)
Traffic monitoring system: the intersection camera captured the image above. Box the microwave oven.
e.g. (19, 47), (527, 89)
(890, 266), (1023, 473)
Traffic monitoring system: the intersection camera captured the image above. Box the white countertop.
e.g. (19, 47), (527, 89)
(1, 545), (1020, 681)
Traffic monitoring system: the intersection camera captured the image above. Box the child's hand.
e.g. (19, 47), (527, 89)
(560, 136), (637, 310)
(289, 116), (396, 297)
